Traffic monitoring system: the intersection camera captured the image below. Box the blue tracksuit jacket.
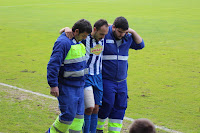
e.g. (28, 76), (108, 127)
(102, 25), (145, 81)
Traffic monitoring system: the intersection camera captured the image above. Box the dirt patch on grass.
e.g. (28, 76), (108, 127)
(0, 85), (59, 115)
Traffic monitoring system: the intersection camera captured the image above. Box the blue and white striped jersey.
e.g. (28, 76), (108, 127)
(82, 34), (104, 75)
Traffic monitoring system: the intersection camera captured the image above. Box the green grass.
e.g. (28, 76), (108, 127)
(0, 0), (200, 132)
(0, 85), (169, 133)
(0, 86), (58, 133)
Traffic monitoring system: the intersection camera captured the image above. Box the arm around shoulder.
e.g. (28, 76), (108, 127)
(59, 27), (74, 39)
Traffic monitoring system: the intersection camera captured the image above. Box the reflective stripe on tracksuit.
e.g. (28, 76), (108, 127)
(49, 116), (72, 133)
(69, 115), (84, 133)
(97, 118), (123, 133)
(49, 115), (84, 133)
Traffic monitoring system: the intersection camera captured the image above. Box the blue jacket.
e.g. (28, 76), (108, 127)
(47, 32), (86, 87)
(102, 26), (145, 82)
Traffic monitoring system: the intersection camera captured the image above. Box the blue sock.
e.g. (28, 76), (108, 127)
(83, 114), (91, 133)
(90, 114), (98, 133)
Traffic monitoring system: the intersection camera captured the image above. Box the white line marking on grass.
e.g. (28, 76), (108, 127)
(0, 83), (56, 100)
(0, 82), (182, 133)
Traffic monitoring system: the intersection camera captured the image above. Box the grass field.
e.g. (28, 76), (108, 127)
(0, 0), (200, 132)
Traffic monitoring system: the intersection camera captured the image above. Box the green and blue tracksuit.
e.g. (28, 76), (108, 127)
(47, 32), (87, 133)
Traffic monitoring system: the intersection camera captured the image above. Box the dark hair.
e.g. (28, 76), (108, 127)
(113, 16), (129, 30)
(72, 19), (92, 34)
(129, 119), (156, 133)
(94, 19), (108, 30)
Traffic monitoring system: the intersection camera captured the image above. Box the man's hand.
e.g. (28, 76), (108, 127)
(59, 27), (74, 39)
(50, 87), (59, 97)
(59, 28), (66, 34)
(126, 28), (134, 35)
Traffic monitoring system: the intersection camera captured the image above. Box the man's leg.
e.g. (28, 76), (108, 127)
(69, 86), (85, 133)
(90, 105), (99, 133)
(90, 79), (103, 133)
(89, 74), (103, 133)
(47, 84), (78, 133)
(69, 114), (84, 133)
(47, 116), (72, 133)
(83, 86), (95, 133)
(107, 80), (128, 133)
(83, 114), (91, 133)
(97, 79), (117, 132)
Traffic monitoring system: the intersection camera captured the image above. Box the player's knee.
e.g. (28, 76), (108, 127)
(92, 105), (99, 114)
(85, 107), (94, 115)
(84, 86), (95, 109)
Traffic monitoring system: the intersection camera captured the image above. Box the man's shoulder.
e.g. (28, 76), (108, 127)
(55, 35), (72, 50)
(57, 32), (71, 40)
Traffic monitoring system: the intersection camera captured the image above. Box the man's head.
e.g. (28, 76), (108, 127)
(72, 19), (92, 42)
(129, 118), (156, 133)
(92, 19), (109, 41)
(112, 16), (129, 40)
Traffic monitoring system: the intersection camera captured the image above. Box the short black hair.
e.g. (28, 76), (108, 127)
(72, 19), (92, 34)
(113, 16), (129, 30)
(129, 119), (156, 133)
(94, 19), (108, 30)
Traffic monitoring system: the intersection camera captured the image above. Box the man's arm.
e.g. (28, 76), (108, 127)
(47, 41), (67, 97)
(126, 28), (142, 44)
(127, 28), (145, 50)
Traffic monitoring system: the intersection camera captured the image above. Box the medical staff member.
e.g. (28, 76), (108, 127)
(46, 19), (92, 133)
(97, 16), (145, 133)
